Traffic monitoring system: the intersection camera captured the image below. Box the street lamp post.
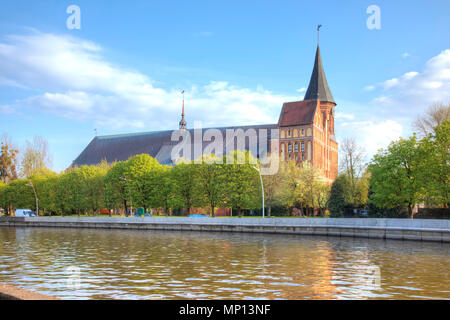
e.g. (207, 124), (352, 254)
(26, 180), (38, 216)
(253, 165), (265, 218)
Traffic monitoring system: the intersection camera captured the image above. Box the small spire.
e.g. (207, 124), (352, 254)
(179, 90), (187, 130)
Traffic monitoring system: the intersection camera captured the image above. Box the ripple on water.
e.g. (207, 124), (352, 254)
(0, 227), (449, 300)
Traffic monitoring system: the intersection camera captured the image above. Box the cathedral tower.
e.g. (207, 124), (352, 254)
(277, 42), (338, 181)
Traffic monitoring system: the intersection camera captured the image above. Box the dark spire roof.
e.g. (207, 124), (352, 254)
(303, 46), (335, 104)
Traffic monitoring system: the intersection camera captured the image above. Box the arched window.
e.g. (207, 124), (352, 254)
(288, 143), (292, 153)
(294, 142), (298, 152)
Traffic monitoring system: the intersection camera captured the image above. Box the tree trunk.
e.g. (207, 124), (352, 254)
(211, 204), (215, 217)
(268, 206), (272, 218)
(408, 204), (414, 219)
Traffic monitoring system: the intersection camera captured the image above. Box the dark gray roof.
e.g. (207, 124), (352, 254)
(303, 46), (335, 104)
(71, 124), (278, 167)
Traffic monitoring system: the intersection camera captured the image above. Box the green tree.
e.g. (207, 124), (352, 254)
(262, 154), (285, 217)
(171, 160), (197, 215)
(126, 154), (163, 210)
(0, 180), (7, 215)
(30, 169), (58, 216)
(418, 120), (450, 207)
(143, 166), (175, 215)
(77, 165), (107, 215)
(298, 161), (325, 216)
(4, 179), (35, 212)
(194, 154), (226, 217)
(369, 136), (423, 218)
(328, 174), (350, 217)
(278, 160), (302, 212)
(223, 150), (260, 217)
(56, 169), (86, 215)
(104, 161), (130, 215)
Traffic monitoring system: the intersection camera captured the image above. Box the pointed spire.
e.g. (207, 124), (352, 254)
(179, 90), (187, 130)
(303, 45), (335, 104)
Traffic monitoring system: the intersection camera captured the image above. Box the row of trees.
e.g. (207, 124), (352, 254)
(368, 120), (449, 218)
(0, 149), (331, 217)
(329, 103), (449, 218)
(2, 103), (447, 219)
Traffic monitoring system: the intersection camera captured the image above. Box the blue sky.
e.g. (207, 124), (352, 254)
(1, 0), (450, 172)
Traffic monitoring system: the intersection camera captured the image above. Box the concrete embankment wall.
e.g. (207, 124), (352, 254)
(0, 216), (449, 242)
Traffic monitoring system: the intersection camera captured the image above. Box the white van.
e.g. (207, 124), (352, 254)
(14, 209), (36, 217)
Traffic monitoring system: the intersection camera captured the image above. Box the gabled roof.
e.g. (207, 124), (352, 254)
(303, 45), (335, 104)
(71, 124), (278, 167)
(277, 100), (317, 127)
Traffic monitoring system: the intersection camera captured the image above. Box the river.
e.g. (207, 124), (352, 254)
(0, 227), (448, 299)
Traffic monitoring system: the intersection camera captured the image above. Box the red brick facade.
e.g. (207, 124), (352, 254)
(278, 100), (338, 182)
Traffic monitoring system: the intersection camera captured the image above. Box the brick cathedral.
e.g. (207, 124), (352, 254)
(278, 45), (338, 181)
(72, 45), (338, 182)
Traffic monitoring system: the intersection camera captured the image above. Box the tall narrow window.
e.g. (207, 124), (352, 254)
(301, 142), (305, 152)
(288, 143), (292, 153)
(295, 142), (298, 152)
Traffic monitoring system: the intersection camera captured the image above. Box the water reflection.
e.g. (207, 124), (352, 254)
(0, 227), (449, 300)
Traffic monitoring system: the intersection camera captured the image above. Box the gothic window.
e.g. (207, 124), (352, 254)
(294, 142), (298, 152)
(301, 129), (305, 136)
(288, 143), (292, 153)
(288, 130), (291, 137)
(301, 142), (304, 152)
(295, 154), (298, 161)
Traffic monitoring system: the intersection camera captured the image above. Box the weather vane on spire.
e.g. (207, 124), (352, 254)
(317, 24), (322, 45)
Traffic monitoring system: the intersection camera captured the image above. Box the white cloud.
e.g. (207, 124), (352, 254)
(335, 112), (355, 120)
(402, 52), (410, 58)
(371, 49), (450, 117)
(0, 31), (296, 130)
(0, 104), (14, 114)
(337, 119), (403, 156)
(296, 87), (307, 93)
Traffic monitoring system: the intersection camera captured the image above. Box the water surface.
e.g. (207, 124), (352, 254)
(0, 227), (449, 299)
